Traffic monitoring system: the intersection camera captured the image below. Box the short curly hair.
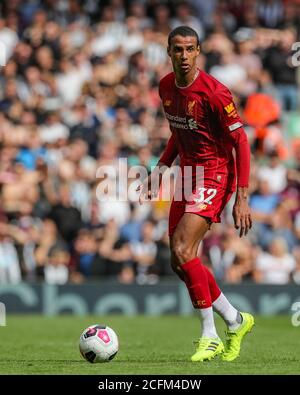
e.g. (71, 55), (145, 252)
(168, 26), (200, 47)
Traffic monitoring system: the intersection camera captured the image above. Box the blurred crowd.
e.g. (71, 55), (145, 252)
(0, 0), (300, 286)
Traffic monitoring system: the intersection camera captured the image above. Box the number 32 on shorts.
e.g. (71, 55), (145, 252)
(194, 188), (217, 205)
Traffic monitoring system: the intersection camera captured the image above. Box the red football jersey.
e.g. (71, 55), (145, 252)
(159, 69), (244, 193)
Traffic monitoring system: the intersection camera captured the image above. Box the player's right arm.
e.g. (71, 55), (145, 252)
(136, 133), (178, 204)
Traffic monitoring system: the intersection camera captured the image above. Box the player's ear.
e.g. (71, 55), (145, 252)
(167, 46), (171, 57)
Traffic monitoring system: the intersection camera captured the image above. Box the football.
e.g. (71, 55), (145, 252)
(79, 324), (119, 363)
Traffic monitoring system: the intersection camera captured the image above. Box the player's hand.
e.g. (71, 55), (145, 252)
(232, 198), (252, 237)
(136, 175), (159, 205)
(136, 163), (167, 205)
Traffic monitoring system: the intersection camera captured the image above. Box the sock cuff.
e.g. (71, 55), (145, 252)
(181, 257), (201, 272)
(212, 289), (222, 302)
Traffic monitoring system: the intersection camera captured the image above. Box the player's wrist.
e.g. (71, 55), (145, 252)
(236, 186), (249, 201)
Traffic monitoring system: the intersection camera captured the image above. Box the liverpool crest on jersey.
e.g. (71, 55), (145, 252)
(186, 99), (196, 116)
(164, 99), (172, 107)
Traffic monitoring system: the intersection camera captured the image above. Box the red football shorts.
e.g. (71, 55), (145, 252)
(168, 185), (233, 236)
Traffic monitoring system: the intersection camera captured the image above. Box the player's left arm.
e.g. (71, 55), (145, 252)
(228, 127), (252, 237)
(210, 87), (252, 237)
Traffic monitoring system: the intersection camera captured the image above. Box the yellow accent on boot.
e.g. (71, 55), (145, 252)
(222, 312), (255, 362)
(191, 337), (224, 362)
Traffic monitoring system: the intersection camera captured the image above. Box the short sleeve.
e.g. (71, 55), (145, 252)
(210, 86), (243, 134)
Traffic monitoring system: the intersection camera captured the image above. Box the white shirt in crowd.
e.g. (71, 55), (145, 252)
(255, 252), (296, 284)
(0, 240), (21, 283)
(257, 165), (287, 194)
(130, 241), (157, 261)
(44, 265), (69, 285)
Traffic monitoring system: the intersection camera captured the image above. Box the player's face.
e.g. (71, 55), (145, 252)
(167, 35), (200, 77)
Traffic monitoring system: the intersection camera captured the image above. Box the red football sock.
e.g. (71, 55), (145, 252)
(181, 257), (212, 309)
(202, 265), (222, 303)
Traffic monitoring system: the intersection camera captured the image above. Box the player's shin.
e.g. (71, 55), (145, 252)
(201, 264), (243, 330)
(181, 257), (218, 338)
(181, 257), (211, 308)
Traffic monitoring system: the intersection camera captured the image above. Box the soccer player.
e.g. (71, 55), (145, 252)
(137, 26), (254, 362)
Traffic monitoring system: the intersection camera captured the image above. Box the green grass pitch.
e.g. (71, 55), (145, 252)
(0, 314), (299, 375)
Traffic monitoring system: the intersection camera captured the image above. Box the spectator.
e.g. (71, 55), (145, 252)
(48, 183), (83, 244)
(171, 1), (204, 40)
(257, 150), (287, 193)
(250, 179), (281, 249)
(0, 220), (21, 283)
(131, 221), (158, 284)
(221, 227), (255, 283)
(257, 0), (284, 28)
(263, 27), (298, 110)
(292, 246), (300, 284)
(155, 229), (173, 276)
(98, 219), (133, 277)
(72, 229), (107, 278)
(254, 237), (296, 284)
(0, 18), (19, 59)
(43, 246), (70, 285)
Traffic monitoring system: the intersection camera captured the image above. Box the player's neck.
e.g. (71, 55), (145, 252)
(175, 68), (199, 88)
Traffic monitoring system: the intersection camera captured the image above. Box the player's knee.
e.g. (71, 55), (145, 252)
(171, 242), (194, 265)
